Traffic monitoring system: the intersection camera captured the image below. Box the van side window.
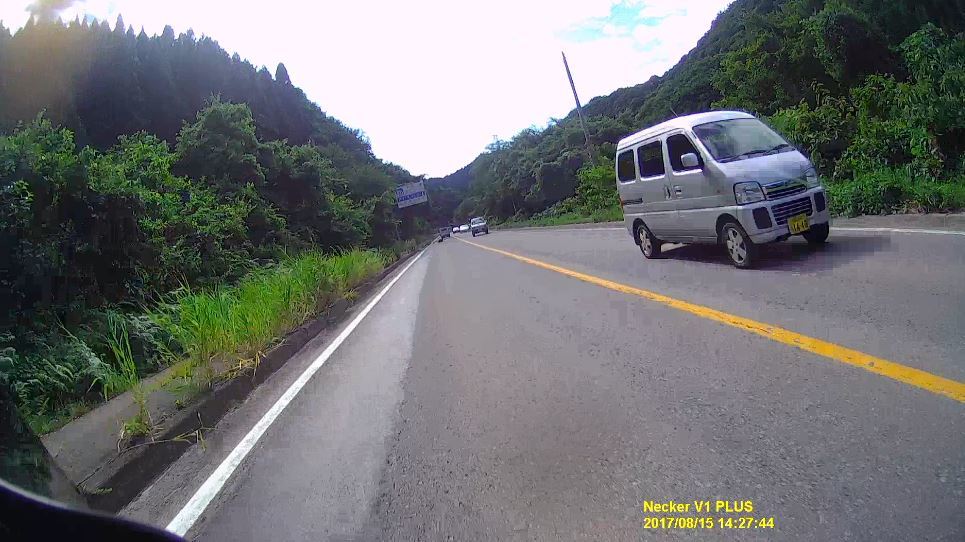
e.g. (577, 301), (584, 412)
(616, 150), (636, 182)
(637, 141), (665, 178)
(667, 134), (703, 172)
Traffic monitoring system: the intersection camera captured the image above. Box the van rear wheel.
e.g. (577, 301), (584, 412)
(721, 221), (757, 269)
(635, 223), (662, 259)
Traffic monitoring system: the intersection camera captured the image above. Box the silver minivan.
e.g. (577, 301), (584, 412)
(615, 111), (830, 268)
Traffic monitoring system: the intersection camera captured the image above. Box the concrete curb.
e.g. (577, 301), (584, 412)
(43, 245), (429, 513)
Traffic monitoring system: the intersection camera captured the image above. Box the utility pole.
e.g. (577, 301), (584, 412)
(561, 51), (591, 158)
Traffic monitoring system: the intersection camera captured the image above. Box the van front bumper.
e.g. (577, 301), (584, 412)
(737, 187), (830, 244)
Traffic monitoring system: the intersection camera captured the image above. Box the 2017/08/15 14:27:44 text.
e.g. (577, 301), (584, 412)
(643, 516), (775, 529)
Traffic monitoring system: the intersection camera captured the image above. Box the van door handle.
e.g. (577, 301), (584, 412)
(673, 185), (683, 197)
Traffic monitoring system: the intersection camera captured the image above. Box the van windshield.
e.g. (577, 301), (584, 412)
(692, 118), (792, 163)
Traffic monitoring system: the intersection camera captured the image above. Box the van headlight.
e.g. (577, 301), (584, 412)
(734, 182), (765, 204)
(804, 167), (820, 188)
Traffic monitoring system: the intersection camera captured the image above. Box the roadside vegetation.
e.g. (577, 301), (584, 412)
(2, 247), (401, 435)
(498, 160), (622, 228)
(0, 20), (432, 433)
(435, 1), (963, 224)
(156, 249), (387, 383)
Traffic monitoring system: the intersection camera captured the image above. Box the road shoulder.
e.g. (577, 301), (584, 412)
(120, 248), (432, 533)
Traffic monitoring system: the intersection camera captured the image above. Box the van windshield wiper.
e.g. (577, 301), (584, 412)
(720, 143), (792, 162)
(763, 143), (792, 155)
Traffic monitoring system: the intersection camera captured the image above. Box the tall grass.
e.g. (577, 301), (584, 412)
(153, 249), (387, 379)
(99, 312), (141, 401)
(381, 237), (425, 263)
(3, 247), (402, 434)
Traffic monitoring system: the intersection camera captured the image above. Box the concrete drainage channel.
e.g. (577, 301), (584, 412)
(40, 243), (430, 513)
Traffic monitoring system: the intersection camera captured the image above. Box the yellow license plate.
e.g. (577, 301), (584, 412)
(788, 213), (809, 234)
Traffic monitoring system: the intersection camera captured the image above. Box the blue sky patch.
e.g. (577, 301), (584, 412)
(560, 1), (671, 47)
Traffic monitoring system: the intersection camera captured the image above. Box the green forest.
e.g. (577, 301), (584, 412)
(435, 0), (964, 225)
(0, 18), (430, 432)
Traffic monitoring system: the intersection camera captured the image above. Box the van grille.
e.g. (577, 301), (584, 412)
(771, 196), (813, 225)
(763, 179), (807, 200)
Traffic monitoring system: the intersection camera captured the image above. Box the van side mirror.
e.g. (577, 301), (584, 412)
(680, 153), (700, 169)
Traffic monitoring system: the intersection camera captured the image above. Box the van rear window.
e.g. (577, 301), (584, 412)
(638, 141), (665, 178)
(616, 150), (636, 182)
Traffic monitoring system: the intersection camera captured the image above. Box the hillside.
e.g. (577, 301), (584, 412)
(0, 17), (430, 431)
(0, 17), (415, 196)
(438, 0), (965, 223)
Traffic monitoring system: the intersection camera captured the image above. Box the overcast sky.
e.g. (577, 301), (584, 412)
(1, 0), (732, 176)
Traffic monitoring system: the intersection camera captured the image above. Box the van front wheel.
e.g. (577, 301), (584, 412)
(721, 221), (757, 269)
(635, 224), (662, 259)
(803, 223), (829, 244)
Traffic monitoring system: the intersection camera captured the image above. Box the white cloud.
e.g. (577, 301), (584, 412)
(631, 0), (689, 18)
(0, 0), (732, 176)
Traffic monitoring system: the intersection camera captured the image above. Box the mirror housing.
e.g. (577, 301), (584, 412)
(680, 153), (700, 169)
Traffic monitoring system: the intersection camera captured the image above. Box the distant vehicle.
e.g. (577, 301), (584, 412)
(470, 217), (489, 236)
(438, 227), (450, 242)
(615, 110), (829, 269)
(458, 224), (470, 233)
(451, 226), (459, 234)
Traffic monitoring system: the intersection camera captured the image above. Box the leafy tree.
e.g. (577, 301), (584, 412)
(807, 3), (895, 87)
(839, 24), (965, 179)
(175, 99), (265, 196)
(571, 158), (619, 215)
(258, 139), (370, 247)
(275, 63), (291, 85)
(0, 117), (95, 327)
(93, 132), (255, 291)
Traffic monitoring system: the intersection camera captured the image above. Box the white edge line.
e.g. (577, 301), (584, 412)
(500, 225), (965, 236)
(564, 227), (625, 231)
(831, 226), (965, 236)
(165, 248), (427, 536)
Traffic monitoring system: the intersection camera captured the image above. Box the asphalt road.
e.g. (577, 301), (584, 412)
(125, 226), (965, 541)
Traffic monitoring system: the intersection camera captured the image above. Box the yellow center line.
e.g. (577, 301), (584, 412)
(455, 237), (965, 403)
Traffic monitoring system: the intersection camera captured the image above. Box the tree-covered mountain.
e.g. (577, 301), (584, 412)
(440, 0), (965, 223)
(0, 15), (436, 322)
(0, 16), (416, 197)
